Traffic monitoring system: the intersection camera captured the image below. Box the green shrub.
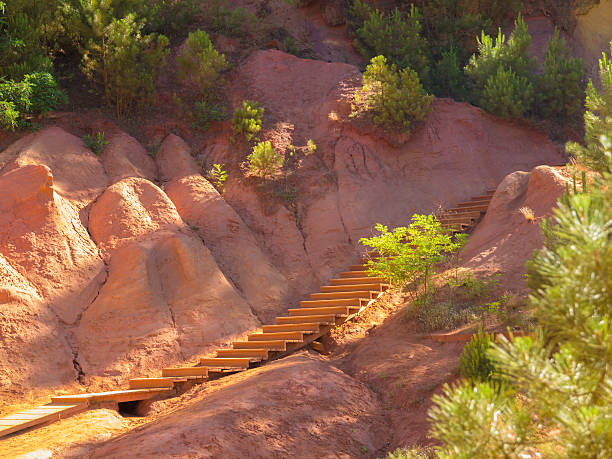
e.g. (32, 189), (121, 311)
(146, 0), (199, 35)
(431, 45), (469, 100)
(459, 329), (498, 384)
(566, 41), (611, 173)
(386, 446), (436, 459)
(177, 29), (229, 100)
(0, 100), (19, 130)
(359, 214), (464, 297)
(481, 66), (534, 118)
(83, 131), (108, 154)
(536, 28), (586, 121)
(232, 100), (264, 141)
(0, 72), (66, 130)
(192, 101), (225, 131)
(355, 55), (433, 132)
(206, 0), (256, 38)
(247, 140), (283, 178)
(354, 6), (429, 83)
(465, 14), (536, 111)
(208, 163), (228, 191)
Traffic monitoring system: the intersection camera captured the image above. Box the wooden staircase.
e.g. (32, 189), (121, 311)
(437, 189), (496, 232)
(0, 263), (389, 439)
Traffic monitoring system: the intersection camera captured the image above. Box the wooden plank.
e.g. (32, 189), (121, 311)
(216, 349), (269, 359)
(320, 283), (386, 292)
(199, 358), (250, 368)
(129, 377), (175, 389)
(248, 331), (304, 342)
(289, 306), (356, 316)
(0, 403), (87, 438)
(275, 314), (336, 325)
(339, 271), (373, 278)
(300, 298), (364, 308)
(262, 323), (320, 333)
(233, 340), (287, 351)
(51, 388), (172, 404)
(348, 264), (367, 271)
(329, 277), (386, 285)
(161, 366), (208, 377)
(310, 291), (375, 301)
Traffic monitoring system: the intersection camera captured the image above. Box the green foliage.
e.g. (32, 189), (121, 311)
(428, 65), (612, 455)
(247, 140), (284, 178)
(208, 163), (228, 191)
(481, 66), (534, 119)
(459, 329), (498, 384)
(431, 45), (469, 100)
(146, 0), (199, 35)
(206, 0), (257, 38)
(0, 72), (67, 130)
(232, 100), (264, 141)
(536, 28), (586, 121)
(429, 381), (534, 458)
(354, 6), (430, 83)
(465, 14), (536, 115)
(82, 131), (108, 154)
(355, 55), (433, 132)
(359, 215), (464, 298)
(177, 29), (229, 100)
(306, 139), (317, 154)
(566, 42), (612, 173)
(192, 101), (225, 132)
(386, 446), (436, 459)
(81, 13), (169, 116)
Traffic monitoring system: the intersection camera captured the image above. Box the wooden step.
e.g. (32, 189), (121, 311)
(161, 366), (209, 378)
(320, 283), (387, 293)
(0, 403), (88, 438)
(438, 211), (482, 220)
(262, 323), (320, 333)
(248, 331), (304, 342)
(444, 205), (489, 213)
(129, 377), (177, 389)
(310, 291), (375, 301)
(233, 340), (287, 351)
(289, 306), (359, 316)
(300, 298), (364, 308)
(200, 357), (251, 368)
(275, 314), (336, 325)
(456, 199), (491, 207)
(348, 264), (367, 271)
(329, 276), (386, 285)
(216, 349), (269, 359)
(339, 271), (373, 278)
(51, 388), (172, 404)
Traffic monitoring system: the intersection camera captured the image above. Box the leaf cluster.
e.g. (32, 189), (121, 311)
(232, 100), (264, 141)
(247, 140), (284, 178)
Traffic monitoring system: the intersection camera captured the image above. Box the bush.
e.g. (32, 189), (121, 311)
(481, 66), (534, 118)
(247, 141), (283, 178)
(355, 55), (433, 132)
(207, 163), (227, 191)
(177, 29), (229, 100)
(566, 41), (611, 173)
(232, 100), (264, 141)
(206, 0), (257, 38)
(192, 101), (225, 131)
(359, 215), (464, 297)
(431, 45), (469, 100)
(82, 131), (108, 154)
(0, 72), (66, 130)
(536, 28), (586, 121)
(459, 329), (498, 384)
(354, 6), (429, 83)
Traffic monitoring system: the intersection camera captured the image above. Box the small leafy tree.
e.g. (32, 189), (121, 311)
(355, 55), (433, 132)
(354, 6), (430, 83)
(247, 140), (283, 178)
(359, 215), (464, 298)
(232, 100), (264, 141)
(177, 29), (229, 100)
(536, 28), (586, 121)
(566, 41), (612, 173)
(208, 163), (228, 191)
